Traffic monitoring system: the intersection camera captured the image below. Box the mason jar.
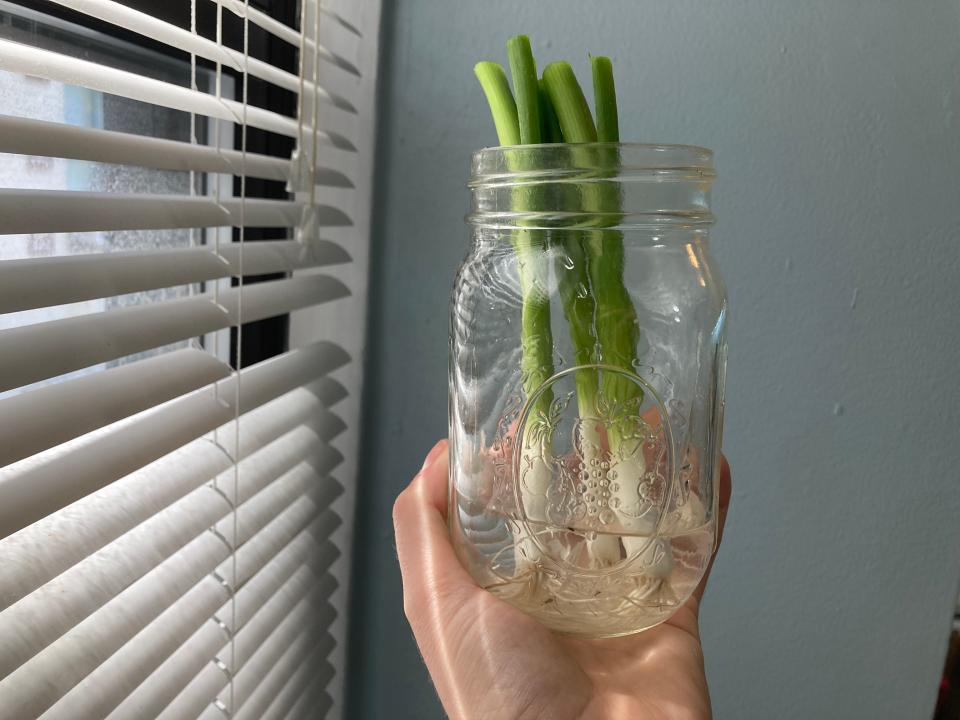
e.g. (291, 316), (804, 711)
(449, 143), (727, 637)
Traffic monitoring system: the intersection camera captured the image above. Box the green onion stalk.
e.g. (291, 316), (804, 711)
(543, 58), (648, 564)
(475, 38), (651, 570)
(588, 57), (659, 564)
(475, 52), (555, 539)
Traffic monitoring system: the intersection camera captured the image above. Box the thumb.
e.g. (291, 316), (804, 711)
(393, 441), (479, 634)
(691, 453), (732, 605)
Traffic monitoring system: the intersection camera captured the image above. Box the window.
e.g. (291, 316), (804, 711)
(0, 5), (233, 389)
(0, 1), (381, 717)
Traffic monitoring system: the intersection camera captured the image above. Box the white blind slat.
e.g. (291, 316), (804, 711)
(0, 246), (225, 314)
(174, 591), (335, 720)
(1, 529), (229, 719)
(219, 458), (335, 546)
(0, 275), (349, 392)
(258, 642), (336, 720)
(157, 658), (228, 720)
(211, 0), (361, 75)
(305, 375), (350, 408)
(41, 0), (357, 112)
(284, 674), (335, 720)
(0, 383), (344, 612)
(222, 238), (352, 272)
(232, 502), (342, 593)
(0, 188), (226, 234)
(234, 238), (352, 273)
(0, 38), (356, 147)
(231, 633), (336, 720)
(0, 189), (351, 235)
(102, 509), (340, 720)
(247, 53), (357, 112)
(0, 340), (350, 538)
(0, 348), (231, 467)
(0, 0), (376, 716)
(229, 543), (339, 634)
(103, 532), (338, 720)
(232, 576), (337, 673)
(0, 297), (228, 394)
(0, 114), (293, 181)
(0, 451), (338, 682)
(0, 239), (351, 314)
(0, 490), (342, 719)
(220, 273), (350, 325)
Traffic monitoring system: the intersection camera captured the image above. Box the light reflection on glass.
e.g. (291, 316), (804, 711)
(685, 244), (707, 288)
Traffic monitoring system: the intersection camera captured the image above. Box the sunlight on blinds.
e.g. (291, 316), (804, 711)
(0, 0), (375, 717)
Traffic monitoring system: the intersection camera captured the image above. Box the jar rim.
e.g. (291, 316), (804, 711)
(475, 141), (713, 156)
(469, 142), (714, 186)
(467, 143), (715, 230)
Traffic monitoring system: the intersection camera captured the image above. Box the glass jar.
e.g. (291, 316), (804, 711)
(448, 143), (727, 637)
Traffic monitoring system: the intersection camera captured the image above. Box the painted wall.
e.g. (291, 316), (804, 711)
(348, 1), (960, 718)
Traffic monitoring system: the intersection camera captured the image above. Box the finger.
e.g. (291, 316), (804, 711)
(393, 440), (478, 632)
(715, 454), (732, 548)
(417, 439), (450, 516)
(690, 453), (732, 606)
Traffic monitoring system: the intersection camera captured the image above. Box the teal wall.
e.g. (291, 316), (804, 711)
(348, 2), (960, 717)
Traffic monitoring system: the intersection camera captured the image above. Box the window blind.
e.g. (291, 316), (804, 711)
(0, 0), (379, 718)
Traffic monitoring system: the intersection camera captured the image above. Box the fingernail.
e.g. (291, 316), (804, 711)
(420, 439), (446, 473)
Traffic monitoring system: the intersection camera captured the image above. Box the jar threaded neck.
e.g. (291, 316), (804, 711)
(468, 142), (715, 230)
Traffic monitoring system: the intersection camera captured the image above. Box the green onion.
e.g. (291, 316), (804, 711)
(591, 55), (619, 143)
(543, 57), (642, 430)
(474, 62), (520, 146)
(541, 62), (598, 143)
(538, 79), (563, 143)
(589, 56), (642, 423)
(475, 39), (651, 569)
(507, 36), (541, 144)
(479, 50), (642, 428)
(474, 60), (554, 416)
(537, 83), (599, 417)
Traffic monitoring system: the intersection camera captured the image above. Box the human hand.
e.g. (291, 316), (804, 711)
(394, 440), (732, 720)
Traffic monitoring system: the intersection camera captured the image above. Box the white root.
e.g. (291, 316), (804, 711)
(514, 439), (551, 577)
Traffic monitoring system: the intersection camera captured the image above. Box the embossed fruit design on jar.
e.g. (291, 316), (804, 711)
(449, 144), (727, 637)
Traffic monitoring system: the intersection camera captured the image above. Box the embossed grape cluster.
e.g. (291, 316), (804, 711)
(573, 456), (621, 525)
